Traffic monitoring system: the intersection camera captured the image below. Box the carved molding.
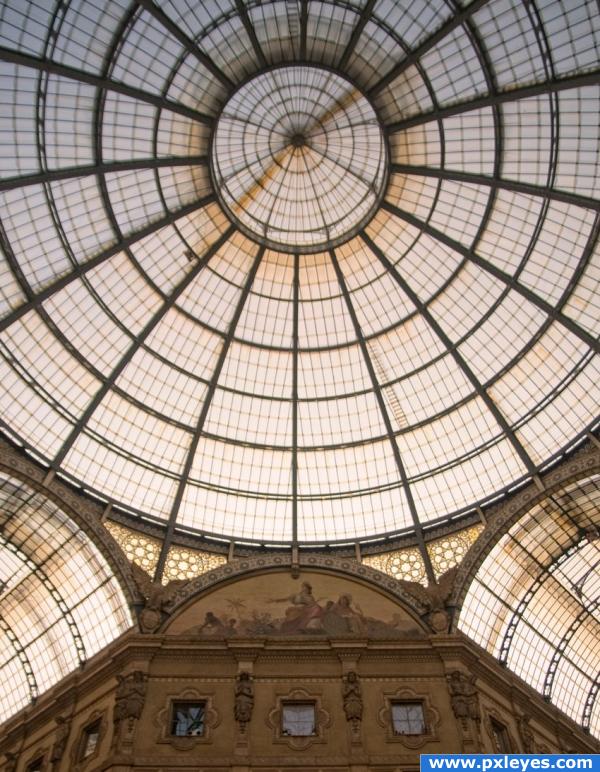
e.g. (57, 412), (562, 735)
(22, 747), (48, 772)
(377, 687), (440, 749)
(49, 714), (71, 767)
(517, 713), (536, 753)
(153, 687), (220, 750)
(70, 709), (107, 772)
(266, 687), (331, 751)
(2, 751), (19, 772)
(234, 671), (254, 734)
(447, 670), (481, 723)
(112, 670), (148, 750)
(2, 425), (597, 642)
(483, 706), (518, 753)
(342, 670), (363, 732)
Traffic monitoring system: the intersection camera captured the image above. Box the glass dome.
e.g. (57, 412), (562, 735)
(0, 0), (598, 560)
(211, 65), (388, 251)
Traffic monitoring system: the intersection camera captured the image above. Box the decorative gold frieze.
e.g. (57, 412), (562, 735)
(163, 545), (227, 583)
(104, 521), (227, 583)
(427, 526), (484, 579)
(363, 524), (484, 584)
(104, 521), (160, 576)
(362, 546), (427, 585)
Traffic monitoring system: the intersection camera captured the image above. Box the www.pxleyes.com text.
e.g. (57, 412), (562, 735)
(421, 755), (598, 772)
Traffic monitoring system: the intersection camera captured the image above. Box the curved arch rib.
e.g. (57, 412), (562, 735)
(386, 70), (600, 134)
(381, 200), (600, 356)
(0, 46), (215, 126)
(0, 194), (217, 334)
(154, 243), (266, 580)
(361, 230), (539, 480)
(48, 225), (235, 472)
(389, 164), (600, 213)
(328, 247), (437, 585)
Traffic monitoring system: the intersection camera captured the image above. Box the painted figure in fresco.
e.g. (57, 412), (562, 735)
(198, 611), (228, 635)
(331, 593), (366, 634)
(185, 581), (426, 638)
(268, 581), (325, 633)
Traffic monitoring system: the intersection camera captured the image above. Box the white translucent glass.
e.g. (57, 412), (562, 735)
(0, 0), (597, 549)
(459, 476), (600, 737)
(212, 66), (387, 251)
(0, 473), (133, 723)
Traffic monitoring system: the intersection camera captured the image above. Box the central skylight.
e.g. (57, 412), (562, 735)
(211, 66), (387, 251)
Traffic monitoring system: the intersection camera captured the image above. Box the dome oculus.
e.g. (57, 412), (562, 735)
(210, 66), (387, 252)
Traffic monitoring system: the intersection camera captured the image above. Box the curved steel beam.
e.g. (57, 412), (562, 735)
(0, 46), (215, 126)
(0, 614), (38, 705)
(0, 193), (216, 333)
(389, 164), (600, 213)
(135, 0), (234, 89)
(543, 597), (600, 700)
(0, 533), (86, 666)
(386, 71), (600, 133)
(369, 0), (492, 97)
(381, 200), (600, 355)
(361, 230), (538, 478)
(48, 226), (235, 471)
(0, 156), (208, 192)
(153, 243), (266, 580)
(337, 0), (377, 70)
(329, 247), (437, 585)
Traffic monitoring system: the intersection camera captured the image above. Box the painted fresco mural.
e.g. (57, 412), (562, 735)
(167, 571), (425, 638)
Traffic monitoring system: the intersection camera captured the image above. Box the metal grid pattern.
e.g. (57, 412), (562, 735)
(459, 475), (600, 738)
(0, 472), (132, 724)
(0, 0), (597, 569)
(211, 65), (387, 251)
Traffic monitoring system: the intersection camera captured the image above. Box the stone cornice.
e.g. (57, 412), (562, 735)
(2, 627), (597, 754)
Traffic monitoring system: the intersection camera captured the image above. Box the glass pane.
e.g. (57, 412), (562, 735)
(391, 702), (425, 735)
(81, 721), (101, 758)
(491, 719), (512, 752)
(171, 702), (205, 736)
(282, 703), (316, 736)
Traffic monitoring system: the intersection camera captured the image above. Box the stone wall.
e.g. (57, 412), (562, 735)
(1, 567), (597, 771)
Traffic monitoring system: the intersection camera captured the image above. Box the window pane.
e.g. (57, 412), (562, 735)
(491, 718), (512, 752)
(171, 702), (205, 736)
(391, 702), (425, 735)
(81, 721), (101, 759)
(282, 703), (316, 736)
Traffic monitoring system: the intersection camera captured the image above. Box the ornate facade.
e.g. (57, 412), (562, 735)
(1, 560), (598, 772)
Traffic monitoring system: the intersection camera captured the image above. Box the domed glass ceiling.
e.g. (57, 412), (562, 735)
(0, 0), (598, 564)
(211, 65), (387, 251)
